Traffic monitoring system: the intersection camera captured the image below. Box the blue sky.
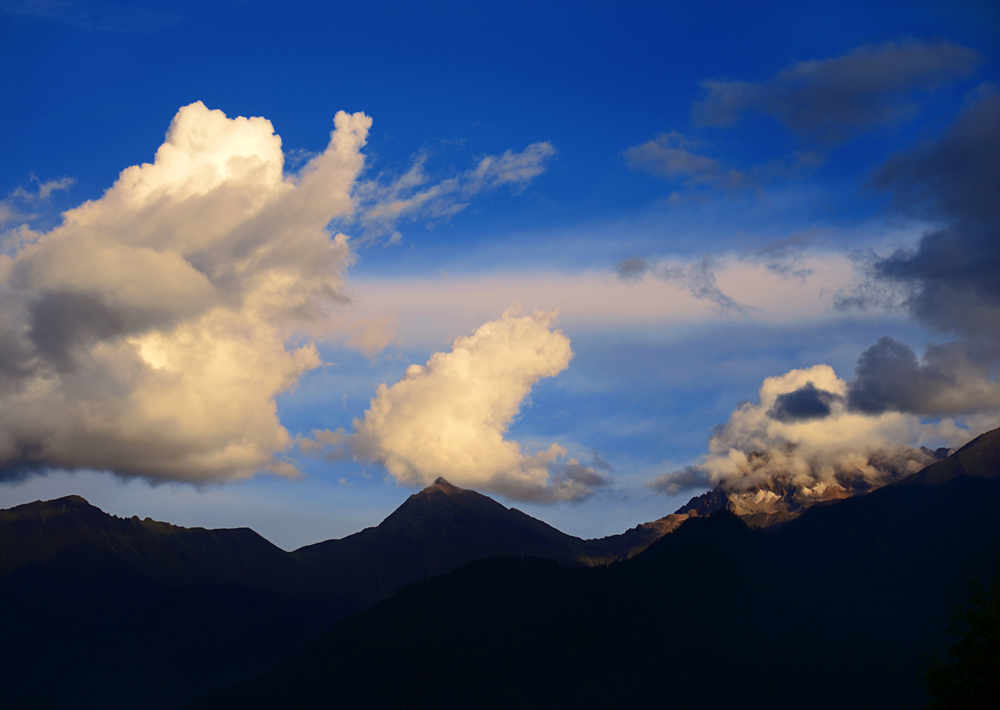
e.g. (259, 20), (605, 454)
(2, 0), (998, 548)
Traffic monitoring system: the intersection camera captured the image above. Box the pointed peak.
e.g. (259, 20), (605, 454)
(433, 477), (454, 487)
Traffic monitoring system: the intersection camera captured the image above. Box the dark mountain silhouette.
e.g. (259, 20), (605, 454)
(0, 478), (671, 709)
(194, 426), (1000, 710)
(293, 476), (679, 610)
(899, 426), (1000, 486)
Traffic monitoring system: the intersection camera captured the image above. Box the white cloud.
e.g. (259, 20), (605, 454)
(348, 307), (605, 502)
(345, 314), (398, 358)
(347, 252), (858, 346)
(351, 142), (556, 243)
(0, 101), (372, 483)
(652, 364), (975, 499)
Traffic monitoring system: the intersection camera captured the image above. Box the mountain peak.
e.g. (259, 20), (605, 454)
(432, 477), (453, 487)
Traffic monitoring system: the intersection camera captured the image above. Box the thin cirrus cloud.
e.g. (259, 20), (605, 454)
(305, 307), (607, 503)
(346, 251), (858, 348)
(692, 39), (981, 143)
(0, 176), (75, 227)
(351, 141), (556, 244)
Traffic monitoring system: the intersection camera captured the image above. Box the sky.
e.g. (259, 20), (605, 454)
(1, 0), (998, 549)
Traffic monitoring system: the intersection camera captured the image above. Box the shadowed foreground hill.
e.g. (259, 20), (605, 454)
(0, 479), (670, 709)
(195, 430), (1000, 710)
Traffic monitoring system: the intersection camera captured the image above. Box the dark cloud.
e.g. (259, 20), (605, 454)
(835, 88), (1000, 419)
(649, 465), (711, 496)
(549, 460), (609, 492)
(694, 40), (981, 143)
(847, 337), (1000, 416)
(768, 382), (839, 422)
(872, 89), (1000, 344)
(590, 449), (613, 472)
(848, 337), (948, 415)
(27, 291), (129, 371)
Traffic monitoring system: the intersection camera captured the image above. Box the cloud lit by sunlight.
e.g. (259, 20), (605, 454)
(347, 307), (606, 502)
(0, 102), (370, 482)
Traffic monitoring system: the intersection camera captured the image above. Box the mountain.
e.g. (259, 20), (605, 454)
(194, 427), (1000, 710)
(900, 426), (1000, 486)
(293, 476), (677, 610)
(0, 478), (671, 709)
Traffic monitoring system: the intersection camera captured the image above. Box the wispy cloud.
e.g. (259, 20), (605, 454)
(0, 175), (74, 228)
(350, 142), (556, 244)
(616, 255), (756, 316)
(623, 131), (750, 190)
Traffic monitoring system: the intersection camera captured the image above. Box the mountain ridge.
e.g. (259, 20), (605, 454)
(193, 426), (1000, 710)
(0, 476), (674, 709)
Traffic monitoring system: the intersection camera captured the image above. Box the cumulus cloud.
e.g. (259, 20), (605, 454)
(348, 307), (606, 502)
(651, 364), (970, 499)
(693, 40), (981, 143)
(0, 101), (372, 483)
(351, 142), (556, 243)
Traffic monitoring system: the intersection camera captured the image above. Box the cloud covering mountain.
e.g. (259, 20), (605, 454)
(651, 364), (965, 499)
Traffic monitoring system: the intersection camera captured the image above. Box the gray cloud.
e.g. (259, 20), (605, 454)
(615, 255), (754, 316)
(831, 87), (1000, 420)
(649, 465), (711, 496)
(872, 88), (1000, 343)
(768, 381), (839, 422)
(614, 257), (649, 282)
(694, 40), (981, 143)
(623, 132), (750, 189)
(847, 337), (1000, 417)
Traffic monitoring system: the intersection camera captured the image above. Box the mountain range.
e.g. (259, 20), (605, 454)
(2, 427), (998, 708)
(0, 477), (675, 709)
(195, 426), (1000, 709)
